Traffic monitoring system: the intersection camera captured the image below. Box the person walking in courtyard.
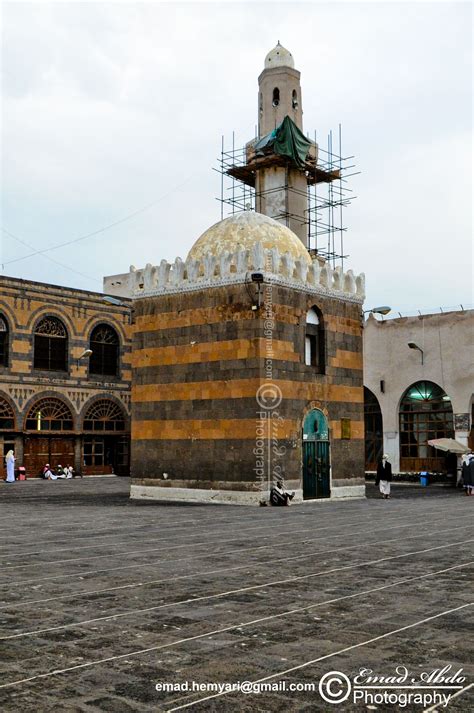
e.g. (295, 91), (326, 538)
(461, 452), (474, 496)
(5, 450), (15, 483)
(375, 454), (392, 499)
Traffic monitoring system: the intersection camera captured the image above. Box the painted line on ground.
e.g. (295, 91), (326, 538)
(0, 519), (469, 611)
(423, 682), (474, 712)
(165, 602), (474, 711)
(3, 509), (470, 588)
(2, 506), (430, 566)
(0, 497), (466, 551)
(0, 567), (471, 691)
(2, 540), (471, 640)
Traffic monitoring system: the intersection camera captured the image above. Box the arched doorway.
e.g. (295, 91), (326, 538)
(364, 387), (383, 470)
(399, 381), (454, 472)
(23, 397), (75, 476)
(82, 399), (129, 475)
(302, 409), (330, 499)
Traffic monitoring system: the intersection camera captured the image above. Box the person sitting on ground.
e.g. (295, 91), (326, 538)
(270, 479), (295, 506)
(42, 464), (54, 479)
(53, 464), (68, 479)
(64, 465), (74, 479)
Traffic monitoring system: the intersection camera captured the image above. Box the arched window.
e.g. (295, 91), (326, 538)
(83, 399), (125, 432)
(399, 381), (454, 470)
(304, 307), (325, 373)
(292, 89), (298, 109)
(364, 387), (383, 470)
(0, 315), (8, 367)
(0, 396), (15, 430)
(303, 409), (329, 441)
(25, 398), (73, 432)
(34, 316), (68, 371)
(82, 399), (128, 474)
(89, 324), (119, 377)
(272, 87), (280, 107)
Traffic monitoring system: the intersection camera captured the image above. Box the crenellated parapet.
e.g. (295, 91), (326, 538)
(128, 242), (365, 303)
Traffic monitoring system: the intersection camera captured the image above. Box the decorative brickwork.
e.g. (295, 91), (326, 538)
(131, 280), (365, 503)
(0, 276), (132, 478)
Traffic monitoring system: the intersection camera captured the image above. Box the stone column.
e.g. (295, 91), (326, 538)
(14, 434), (24, 467)
(74, 436), (82, 475)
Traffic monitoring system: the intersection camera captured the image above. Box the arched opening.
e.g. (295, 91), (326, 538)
(0, 396), (15, 431)
(0, 395), (16, 480)
(25, 398), (73, 432)
(272, 87), (280, 107)
(304, 307), (325, 373)
(82, 399), (129, 475)
(34, 316), (68, 372)
(399, 381), (454, 472)
(302, 409), (330, 499)
(89, 324), (119, 377)
(292, 89), (298, 109)
(364, 387), (383, 470)
(23, 397), (75, 476)
(0, 315), (9, 367)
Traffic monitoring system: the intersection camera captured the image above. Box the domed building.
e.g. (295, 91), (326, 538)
(122, 208), (365, 504)
(105, 43), (367, 504)
(188, 211), (312, 265)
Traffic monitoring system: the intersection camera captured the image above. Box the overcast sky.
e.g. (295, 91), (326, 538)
(1, 1), (472, 313)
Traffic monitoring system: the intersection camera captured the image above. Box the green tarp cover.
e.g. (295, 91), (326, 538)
(254, 115), (311, 168)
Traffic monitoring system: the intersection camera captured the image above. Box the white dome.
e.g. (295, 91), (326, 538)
(264, 42), (295, 70)
(187, 211), (311, 266)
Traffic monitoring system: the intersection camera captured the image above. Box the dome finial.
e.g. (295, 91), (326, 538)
(264, 42), (294, 70)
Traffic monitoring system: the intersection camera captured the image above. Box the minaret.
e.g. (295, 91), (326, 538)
(258, 41), (303, 135)
(254, 42), (311, 246)
(226, 44), (333, 250)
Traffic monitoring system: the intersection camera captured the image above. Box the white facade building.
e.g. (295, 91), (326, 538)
(363, 309), (474, 474)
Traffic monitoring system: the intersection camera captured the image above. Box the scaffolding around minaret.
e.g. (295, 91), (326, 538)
(216, 122), (358, 269)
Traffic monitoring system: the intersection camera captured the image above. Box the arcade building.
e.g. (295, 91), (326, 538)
(0, 276), (132, 478)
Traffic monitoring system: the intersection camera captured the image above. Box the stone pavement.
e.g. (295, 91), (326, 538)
(0, 478), (472, 712)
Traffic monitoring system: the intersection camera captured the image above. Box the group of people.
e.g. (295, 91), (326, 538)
(42, 464), (76, 480)
(3, 451), (79, 481)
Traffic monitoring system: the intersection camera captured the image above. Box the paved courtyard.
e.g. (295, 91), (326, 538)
(0, 477), (472, 713)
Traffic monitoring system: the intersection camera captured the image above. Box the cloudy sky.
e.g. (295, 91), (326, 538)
(1, 1), (472, 313)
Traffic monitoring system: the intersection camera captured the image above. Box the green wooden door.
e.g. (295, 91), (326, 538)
(303, 409), (330, 499)
(303, 440), (317, 499)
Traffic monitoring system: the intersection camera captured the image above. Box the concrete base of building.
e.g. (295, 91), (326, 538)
(130, 484), (264, 505)
(130, 482), (366, 505)
(329, 484), (366, 499)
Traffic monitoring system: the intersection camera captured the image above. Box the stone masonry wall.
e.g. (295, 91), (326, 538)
(131, 282), (364, 497)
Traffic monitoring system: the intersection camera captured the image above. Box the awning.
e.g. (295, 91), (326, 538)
(427, 438), (469, 454)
